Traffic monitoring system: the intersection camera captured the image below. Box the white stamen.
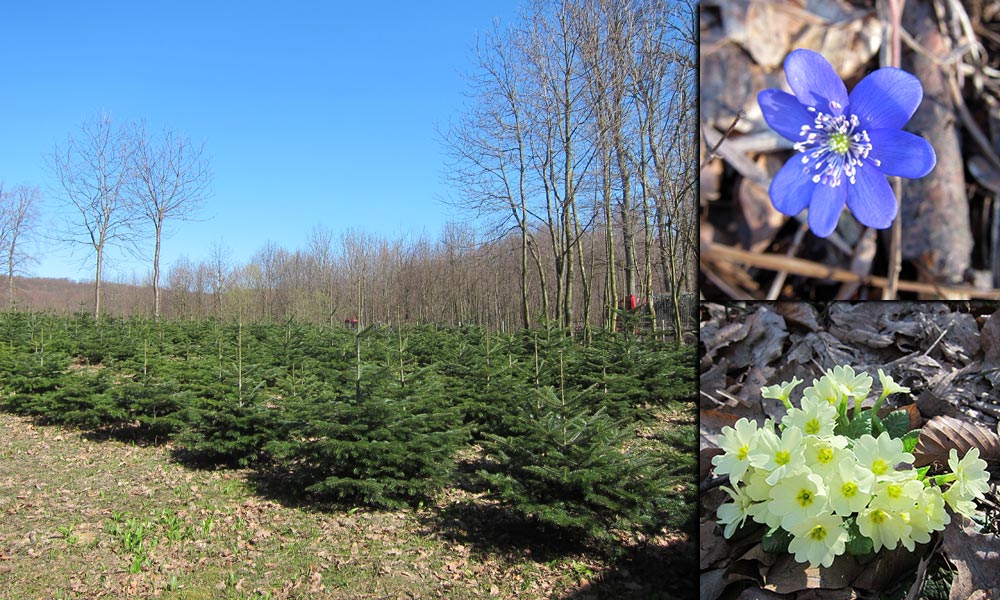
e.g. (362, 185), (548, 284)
(792, 107), (873, 188)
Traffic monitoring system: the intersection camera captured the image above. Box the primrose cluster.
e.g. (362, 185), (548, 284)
(712, 366), (990, 568)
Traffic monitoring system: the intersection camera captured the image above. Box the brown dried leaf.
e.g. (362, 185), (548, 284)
(762, 552), (863, 594)
(942, 517), (1000, 600)
(737, 169), (784, 253)
(701, 519), (730, 569)
(980, 308), (1000, 364)
(700, 409), (742, 451)
(701, 568), (730, 600)
(849, 544), (922, 593)
(773, 302), (820, 332)
(702, 447), (724, 483)
(912, 415), (1000, 468)
(736, 587), (788, 600)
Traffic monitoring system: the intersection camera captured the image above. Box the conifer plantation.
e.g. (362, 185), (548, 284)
(0, 311), (695, 596)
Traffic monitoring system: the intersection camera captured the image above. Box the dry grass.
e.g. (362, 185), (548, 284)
(0, 410), (692, 599)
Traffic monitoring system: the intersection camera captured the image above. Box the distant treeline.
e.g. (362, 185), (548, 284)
(7, 222), (695, 340)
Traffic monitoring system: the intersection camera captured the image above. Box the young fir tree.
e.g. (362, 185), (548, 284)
(267, 361), (467, 509)
(478, 384), (665, 545)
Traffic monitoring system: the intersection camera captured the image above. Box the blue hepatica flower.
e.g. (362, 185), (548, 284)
(758, 49), (936, 238)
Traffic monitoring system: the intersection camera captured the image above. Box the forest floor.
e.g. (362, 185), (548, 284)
(0, 406), (694, 599)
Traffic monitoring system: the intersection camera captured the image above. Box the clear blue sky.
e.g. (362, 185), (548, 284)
(0, 1), (519, 281)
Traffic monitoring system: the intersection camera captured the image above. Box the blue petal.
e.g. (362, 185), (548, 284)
(807, 183), (847, 237)
(769, 156), (816, 216)
(784, 49), (848, 113)
(758, 89), (813, 142)
(849, 67), (923, 130)
(846, 164), (897, 229)
(867, 129), (936, 178)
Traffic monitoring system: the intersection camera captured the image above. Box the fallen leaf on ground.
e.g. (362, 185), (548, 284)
(942, 517), (1000, 600)
(912, 415), (1000, 469)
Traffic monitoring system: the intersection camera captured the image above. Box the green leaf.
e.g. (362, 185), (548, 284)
(902, 429), (921, 453)
(761, 526), (792, 554)
(845, 518), (874, 557)
(845, 412), (873, 439)
(916, 465), (931, 481)
(883, 410), (910, 439)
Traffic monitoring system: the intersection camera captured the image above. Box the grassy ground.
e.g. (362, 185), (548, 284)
(0, 409), (693, 599)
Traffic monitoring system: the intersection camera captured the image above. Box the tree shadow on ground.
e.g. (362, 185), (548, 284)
(422, 497), (696, 600)
(559, 539), (697, 600)
(80, 423), (176, 448)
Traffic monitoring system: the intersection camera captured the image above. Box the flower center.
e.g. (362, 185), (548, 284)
(794, 101), (879, 187)
(869, 509), (887, 525)
(796, 489), (815, 507)
(775, 450), (791, 466)
(841, 481), (858, 498)
(871, 459), (888, 476)
(828, 132), (850, 154)
(816, 447), (834, 463)
(806, 419), (822, 436)
(808, 525), (828, 541)
(737, 445), (749, 461)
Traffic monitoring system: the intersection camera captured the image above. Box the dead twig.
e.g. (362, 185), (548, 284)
(766, 221), (809, 300)
(700, 111), (745, 172)
(882, 0), (905, 299)
(702, 239), (1000, 299)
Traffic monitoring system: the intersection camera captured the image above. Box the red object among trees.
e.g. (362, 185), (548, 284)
(619, 294), (640, 311)
(344, 318), (359, 329)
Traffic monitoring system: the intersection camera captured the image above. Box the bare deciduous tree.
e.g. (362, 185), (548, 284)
(130, 123), (211, 322)
(0, 184), (42, 309)
(49, 112), (137, 320)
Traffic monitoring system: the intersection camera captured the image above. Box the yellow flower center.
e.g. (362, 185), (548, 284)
(775, 450), (791, 466)
(737, 445), (749, 461)
(805, 419), (822, 435)
(796, 489), (815, 507)
(841, 481), (858, 498)
(816, 448), (834, 464)
(886, 484), (902, 500)
(871, 459), (888, 476)
(869, 509), (887, 525)
(808, 525), (828, 541)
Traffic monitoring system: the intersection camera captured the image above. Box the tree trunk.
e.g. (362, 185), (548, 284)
(94, 245), (104, 321)
(153, 216), (164, 322)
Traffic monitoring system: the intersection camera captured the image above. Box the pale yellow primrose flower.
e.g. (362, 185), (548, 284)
(803, 435), (849, 478)
(858, 501), (911, 552)
(787, 512), (849, 568)
(827, 365), (873, 403)
(756, 426), (806, 485)
(711, 417), (765, 484)
(829, 457), (875, 516)
(743, 467), (772, 502)
(761, 376), (803, 408)
(871, 477), (925, 512)
(853, 432), (914, 481)
(768, 470), (828, 530)
(717, 485), (754, 538)
(783, 394), (838, 437)
(948, 447), (990, 500)
(943, 482), (980, 519)
(907, 486), (950, 548)
(877, 368), (909, 401)
(746, 491), (782, 529)
(803, 374), (847, 407)
(743, 467), (781, 528)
